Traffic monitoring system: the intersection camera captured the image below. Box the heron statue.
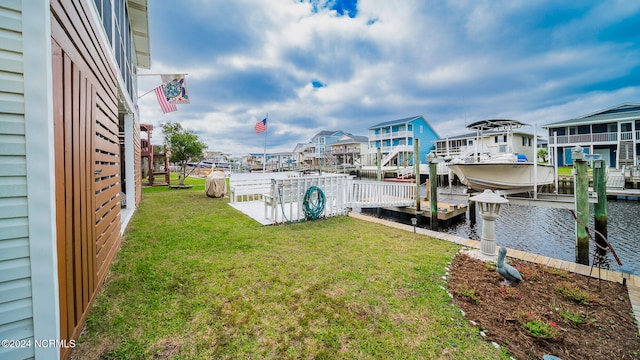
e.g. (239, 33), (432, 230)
(497, 246), (523, 285)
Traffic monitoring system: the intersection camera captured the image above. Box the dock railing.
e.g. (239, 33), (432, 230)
(347, 180), (416, 208)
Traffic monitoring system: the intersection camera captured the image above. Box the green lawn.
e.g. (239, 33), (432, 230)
(75, 178), (509, 359)
(556, 166), (593, 177)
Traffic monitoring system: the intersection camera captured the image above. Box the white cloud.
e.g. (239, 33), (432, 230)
(138, 1), (640, 155)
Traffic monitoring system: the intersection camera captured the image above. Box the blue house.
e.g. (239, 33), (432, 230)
(368, 116), (440, 166)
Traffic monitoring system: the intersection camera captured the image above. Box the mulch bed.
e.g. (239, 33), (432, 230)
(447, 251), (640, 360)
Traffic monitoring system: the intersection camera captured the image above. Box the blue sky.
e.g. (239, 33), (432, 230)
(137, 0), (640, 156)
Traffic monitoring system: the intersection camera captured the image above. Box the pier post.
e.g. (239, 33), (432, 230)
(377, 147), (382, 182)
(593, 160), (608, 255)
(468, 200), (476, 224)
(573, 147), (589, 265)
(414, 139), (421, 212)
(429, 160), (438, 231)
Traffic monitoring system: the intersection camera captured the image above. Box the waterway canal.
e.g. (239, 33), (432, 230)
(370, 186), (639, 275)
(440, 191), (639, 274)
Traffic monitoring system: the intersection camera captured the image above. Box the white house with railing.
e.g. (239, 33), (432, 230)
(434, 129), (539, 161)
(328, 134), (370, 166)
(542, 103), (640, 168)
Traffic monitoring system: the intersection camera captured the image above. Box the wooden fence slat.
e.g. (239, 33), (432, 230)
(94, 135), (119, 155)
(52, 39), (69, 342)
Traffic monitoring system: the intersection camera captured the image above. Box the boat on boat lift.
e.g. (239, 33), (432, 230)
(447, 119), (555, 194)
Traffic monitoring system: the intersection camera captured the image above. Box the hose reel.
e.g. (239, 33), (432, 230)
(302, 186), (326, 220)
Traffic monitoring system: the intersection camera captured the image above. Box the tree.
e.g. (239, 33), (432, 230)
(161, 122), (207, 186)
(537, 148), (548, 163)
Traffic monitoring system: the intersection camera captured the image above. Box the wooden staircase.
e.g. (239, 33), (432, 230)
(617, 140), (635, 168)
(606, 169), (625, 190)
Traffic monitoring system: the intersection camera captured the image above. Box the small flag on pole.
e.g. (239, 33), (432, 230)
(154, 86), (177, 114)
(161, 74), (190, 104)
(254, 118), (267, 134)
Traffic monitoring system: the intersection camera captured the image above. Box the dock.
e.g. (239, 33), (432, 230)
(380, 200), (467, 221)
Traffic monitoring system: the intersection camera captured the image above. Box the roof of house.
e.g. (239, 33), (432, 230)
(129, 0), (151, 69)
(332, 135), (368, 145)
(437, 131), (537, 141)
(369, 115), (441, 138)
(369, 115), (423, 129)
(542, 103), (640, 128)
(312, 130), (351, 138)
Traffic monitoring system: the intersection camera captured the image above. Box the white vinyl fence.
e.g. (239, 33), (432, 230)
(265, 174), (350, 223)
(229, 172), (418, 224)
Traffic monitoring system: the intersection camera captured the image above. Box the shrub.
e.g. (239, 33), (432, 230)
(456, 284), (481, 304)
(554, 282), (598, 305)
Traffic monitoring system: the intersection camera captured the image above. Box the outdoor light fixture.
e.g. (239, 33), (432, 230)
(620, 266), (632, 286)
(469, 190), (509, 257)
(571, 146), (584, 161)
(411, 217), (417, 233)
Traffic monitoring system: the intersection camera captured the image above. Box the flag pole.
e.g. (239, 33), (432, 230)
(137, 73), (189, 76)
(137, 87), (158, 99)
(263, 113), (269, 173)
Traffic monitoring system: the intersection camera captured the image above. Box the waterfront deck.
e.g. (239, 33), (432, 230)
(380, 200), (468, 222)
(349, 212), (640, 335)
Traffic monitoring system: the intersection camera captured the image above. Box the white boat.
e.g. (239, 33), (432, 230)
(448, 161), (555, 192)
(446, 119), (555, 193)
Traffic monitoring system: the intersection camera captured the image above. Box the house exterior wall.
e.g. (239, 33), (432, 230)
(434, 132), (536, 160)
(0, 1), (146, 359)
(368, 116), (439, 166)
(1, 2), (61, 359)
(0, 2), (38, 359)
(408, 117), (439, 163)
(311, 131), (345, 160)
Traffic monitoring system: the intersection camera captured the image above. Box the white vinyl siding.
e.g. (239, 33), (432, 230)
(0, 1), (36, 359)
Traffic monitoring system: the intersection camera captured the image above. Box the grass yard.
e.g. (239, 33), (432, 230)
(72, 177), (509, 359)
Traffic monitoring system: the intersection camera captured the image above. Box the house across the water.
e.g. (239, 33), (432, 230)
(542, 103), (640, 168)
(367, 115), (440, 166)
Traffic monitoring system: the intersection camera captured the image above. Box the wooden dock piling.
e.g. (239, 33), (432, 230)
(574, 156), (589, 265)
(429, 161), (438, 231)
(594, 160), (608, 255)
(414, 139), (421, 212)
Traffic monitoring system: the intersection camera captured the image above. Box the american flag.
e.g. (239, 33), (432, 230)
(154, 86), (177, 114)
(254, 118), (267, 134)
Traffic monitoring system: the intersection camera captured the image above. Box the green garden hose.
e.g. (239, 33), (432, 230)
(303, 186), (326, 220)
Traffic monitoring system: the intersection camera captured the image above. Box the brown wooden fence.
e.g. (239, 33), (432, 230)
(51, 1), (123, 358)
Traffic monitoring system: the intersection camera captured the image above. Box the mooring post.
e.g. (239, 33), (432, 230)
(429, 159), (438, 231)
(377, 147), (382, 182)
(572, 147), (589, 265)
(468, 200), (476, 224)
(593, 159), (608, 255)
(414, 139), (421, 212)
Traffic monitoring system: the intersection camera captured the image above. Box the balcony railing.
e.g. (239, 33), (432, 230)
(621, 131), (634, 141)
(549, 132), (618, 145)
(368, 144), (412, 154)
(330, 148), (360, 155)
(368, 130), (411, 141)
